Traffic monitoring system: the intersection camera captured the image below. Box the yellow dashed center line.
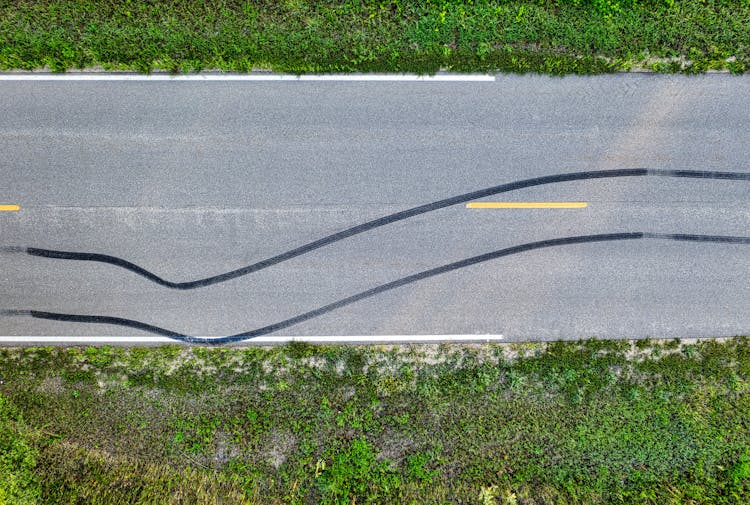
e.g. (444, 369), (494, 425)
(0, 205), (20, 212)
(466, 202), (587, 209)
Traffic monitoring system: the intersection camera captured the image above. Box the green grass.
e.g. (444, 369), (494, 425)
(0, 338), (749, 503)
(0, 395), (40, 505)
(0, 0), (749, 75)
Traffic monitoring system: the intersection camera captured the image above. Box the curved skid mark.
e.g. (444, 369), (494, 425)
(28, 312), (194, 342)
(5, 232), (749, 345)
(19, 168), (750, 290)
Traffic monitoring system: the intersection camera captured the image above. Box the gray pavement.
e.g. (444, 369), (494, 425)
(1, 74), (749, 342)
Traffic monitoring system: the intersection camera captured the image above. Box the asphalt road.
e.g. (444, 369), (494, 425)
(1, 73), (749, 343)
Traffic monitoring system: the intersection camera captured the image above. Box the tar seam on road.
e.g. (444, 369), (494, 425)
(3, 232), (749, 345)
(12, 168), (750, 289)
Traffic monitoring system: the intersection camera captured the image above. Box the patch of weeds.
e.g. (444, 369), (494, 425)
(8, 390), (49, 415)
(479, 485), (519, 505)
(375, 370), (414, 397)
(316, 437), (401, 503)
(728, 453), (750, 487)
(664, 338), (681, 350)
(61, 368), (95, 384)
(154, 345), (182, 361)
(285, 341), (320, 360)
(0, 394), (41, 504)
(83, 346), (117, 368)
(405, 445), (443, 484)
(19, 347), (57, 369)
(505, 368), (528, 392)
(172, 415), (222, 456)
(1, 0), (748, 75)
(37, 440), (248, 504)
(682, 343), (699, 359)
(509, 342), (545, 359)
(635, 338), (652, 350)
(333, 400), (381, 434)
(1, 338), (749, 502)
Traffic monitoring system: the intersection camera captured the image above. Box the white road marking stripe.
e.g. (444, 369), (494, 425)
(0, 335), (503, 345)
(0, 73), (495, 82)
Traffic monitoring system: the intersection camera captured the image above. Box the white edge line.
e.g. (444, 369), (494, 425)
(0, 73), (495, 82)
(0, 335), (503, 345)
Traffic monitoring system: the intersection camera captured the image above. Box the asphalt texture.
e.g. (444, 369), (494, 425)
(1, 73), (749, 342)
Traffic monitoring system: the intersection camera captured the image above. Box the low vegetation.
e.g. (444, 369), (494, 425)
(0, 0), (749, 75)
(0, 337), (749, 503)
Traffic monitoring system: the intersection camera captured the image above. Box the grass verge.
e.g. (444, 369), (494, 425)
(0, 0), (749, 75)
(0, 337), (749, 503)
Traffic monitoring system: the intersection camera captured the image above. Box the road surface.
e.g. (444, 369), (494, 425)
(1, 73), (749, 344)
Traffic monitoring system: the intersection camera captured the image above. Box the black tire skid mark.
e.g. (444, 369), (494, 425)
(5, 232), (750, 345)
(19, 168), (750, 289)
